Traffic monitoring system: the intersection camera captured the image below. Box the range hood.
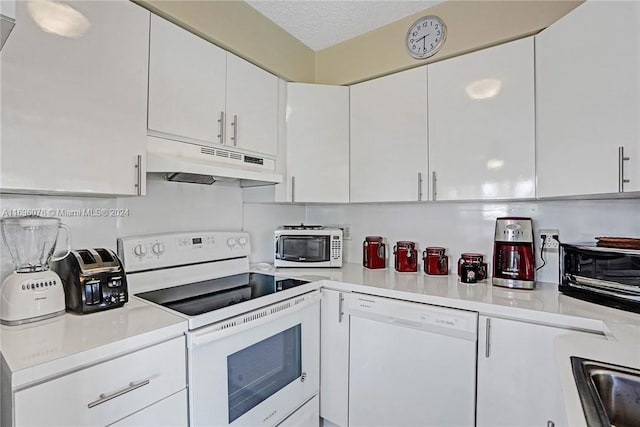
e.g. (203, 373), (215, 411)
(147, 136), (283, 187)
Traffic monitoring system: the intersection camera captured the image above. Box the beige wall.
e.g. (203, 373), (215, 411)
(135, 0), (316, 82)
(316, 0), (584, 85)
(136, 0), (583, 85)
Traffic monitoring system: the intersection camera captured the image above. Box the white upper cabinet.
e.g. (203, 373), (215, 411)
(226, 53), (278, 156)
(0, 0), (149, 195)
(148, 14), (226, 146)
(536, 0), (640, 197)
(428, 37), (536, 201)
(148, 16), (278, 157)
(286, 83), (349, 203)
(350, 66), (428, 202)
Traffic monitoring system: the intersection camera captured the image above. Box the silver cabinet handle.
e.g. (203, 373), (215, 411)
(485, 318), (491, 358)
(217, 111), (225, 144)
(135, 154), (142, 196)
(418, 172), (423, 201)
(231, 114), (238, 146)
(432, 171), (437, 201)
(618, 146), (630, 192)
(338, 292), (345, 323)
(291, 176), (296, 203)
(88, 379), (150, 408)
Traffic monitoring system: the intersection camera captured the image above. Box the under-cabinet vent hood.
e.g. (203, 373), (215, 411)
(147, 136), (282, 187)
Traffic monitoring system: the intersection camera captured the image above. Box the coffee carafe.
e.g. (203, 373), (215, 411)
(1, 216), (70, 325)
(394, 241), (418, 273)
(363, 236), (386, 269)
(492, 217), (535, 289)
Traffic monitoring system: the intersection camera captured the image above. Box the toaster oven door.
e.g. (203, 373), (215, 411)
(276, 235), (330, 263)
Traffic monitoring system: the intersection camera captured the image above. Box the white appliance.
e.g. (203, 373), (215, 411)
(118, 231), (320, 427)
(347, 293), (478, 427)
(274, 225), (343, 268)
(0, 216), (70, 325)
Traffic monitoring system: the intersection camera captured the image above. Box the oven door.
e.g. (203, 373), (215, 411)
(275, 235), (330, 263)
(187, 292), (320, 427)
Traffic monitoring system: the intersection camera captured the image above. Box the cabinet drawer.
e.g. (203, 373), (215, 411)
(15, 336), (186, 427)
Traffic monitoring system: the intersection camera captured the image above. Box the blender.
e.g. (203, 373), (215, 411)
(1, 216), (70, 325)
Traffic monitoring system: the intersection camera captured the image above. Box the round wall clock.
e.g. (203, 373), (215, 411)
(406, 15), (446, 59)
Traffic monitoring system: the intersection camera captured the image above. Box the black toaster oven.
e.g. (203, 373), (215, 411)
(52, 248), (128, 314)
(559, 243), (640, 313)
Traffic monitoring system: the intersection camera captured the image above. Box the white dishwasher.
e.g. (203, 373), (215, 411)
(347, 293), (478, 427)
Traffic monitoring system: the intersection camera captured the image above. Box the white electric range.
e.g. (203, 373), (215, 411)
(117, 231), (320, 427)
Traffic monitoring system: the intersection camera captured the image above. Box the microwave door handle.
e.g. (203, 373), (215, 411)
(275, 236), (281, 259)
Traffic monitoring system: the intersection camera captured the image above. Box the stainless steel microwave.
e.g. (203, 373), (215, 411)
(559, 243), (640, 313)
(274, 226), (343, 268)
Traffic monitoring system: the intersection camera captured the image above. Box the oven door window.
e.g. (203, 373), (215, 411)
(227, 324), (302, 423)
(277, 236), (330, 262)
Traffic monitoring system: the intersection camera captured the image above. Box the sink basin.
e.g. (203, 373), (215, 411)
(571, 357), (640, 427)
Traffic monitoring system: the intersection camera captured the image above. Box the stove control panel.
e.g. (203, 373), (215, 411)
(117, 231), (251, 273)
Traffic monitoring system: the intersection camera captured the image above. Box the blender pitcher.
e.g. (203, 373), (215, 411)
(1, 215), (71, 272)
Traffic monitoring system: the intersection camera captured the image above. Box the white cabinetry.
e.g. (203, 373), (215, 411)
(536, 0), (640, 197)
(350, 66), (428, 202)
(13, 337), (187, 427)
(477, 316), (596, 427)
(319, 289), (349, 427)
(148, 15), (278, 157)
(286, 83), (349, 203)
(428, 37), (535, 200)
(0, 0), (148, 195)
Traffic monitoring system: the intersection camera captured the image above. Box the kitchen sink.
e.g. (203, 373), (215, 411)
(571, 357), (640, 427)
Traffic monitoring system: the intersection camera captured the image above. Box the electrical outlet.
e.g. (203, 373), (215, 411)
(341, 226), (351, 240)
(539, 229), (560, 251)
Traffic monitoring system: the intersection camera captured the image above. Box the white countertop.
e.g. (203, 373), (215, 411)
(0, 298), (188, 389)
(259, 262), (640, 427)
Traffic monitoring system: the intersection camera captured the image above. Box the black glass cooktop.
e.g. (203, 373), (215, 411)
(136, 273), (309, 316)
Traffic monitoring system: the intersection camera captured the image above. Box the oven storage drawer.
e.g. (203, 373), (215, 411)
(14, 336), (186, 427)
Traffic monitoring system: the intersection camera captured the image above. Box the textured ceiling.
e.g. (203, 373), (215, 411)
(246, 0), (444, 51)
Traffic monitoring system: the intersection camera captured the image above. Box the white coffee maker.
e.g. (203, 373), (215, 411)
(1, 216), (70, 325)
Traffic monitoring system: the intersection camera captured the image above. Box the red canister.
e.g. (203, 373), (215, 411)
(363, 236), (386, 269)
(394, 241), (418, 272)
(423, 247), (448, 275)
(458, 253), (488, 281)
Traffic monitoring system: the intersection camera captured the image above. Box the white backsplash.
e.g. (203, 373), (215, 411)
(305, 199), (640, 283)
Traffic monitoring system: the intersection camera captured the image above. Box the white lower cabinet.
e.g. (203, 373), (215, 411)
(477, 316), (597, 427)
(13, 337), (187, 427)
(319, 289), (349, 427)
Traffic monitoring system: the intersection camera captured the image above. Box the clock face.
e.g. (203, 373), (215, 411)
(406, 15), (446, 59)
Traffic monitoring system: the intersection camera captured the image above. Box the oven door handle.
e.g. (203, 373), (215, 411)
(188, 290), (321, 349)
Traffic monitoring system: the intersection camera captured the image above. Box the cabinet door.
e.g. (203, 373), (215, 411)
(350, 67), (428, 202)
(428, 37), (535, 201)
(536, 1), (640, 197)
(477, 316), (588, 427)
(148, 14), (226, 145)
(0, 0), (148, 195)
(226, 53), (278, 157)
(286, 83), (349, 203)
(320, 289), (349, 427)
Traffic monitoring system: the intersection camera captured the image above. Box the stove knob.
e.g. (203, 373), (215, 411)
(238, 236), (248, 247)
(152, 242), (165, 255)
(227, 237), (237, 248)
(133, 244), (147, 257)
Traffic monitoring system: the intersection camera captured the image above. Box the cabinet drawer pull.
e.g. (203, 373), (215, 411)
(338, 292), (345, 323)
(618, 146), (630, 192)
(231, 114), (238, 146)
(87, 379), (150, 408)
(485, 318), (491, 358)
(218, 111), (225, 144)
(291, 176), (296, 203)
(417, 172), (423, 201)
